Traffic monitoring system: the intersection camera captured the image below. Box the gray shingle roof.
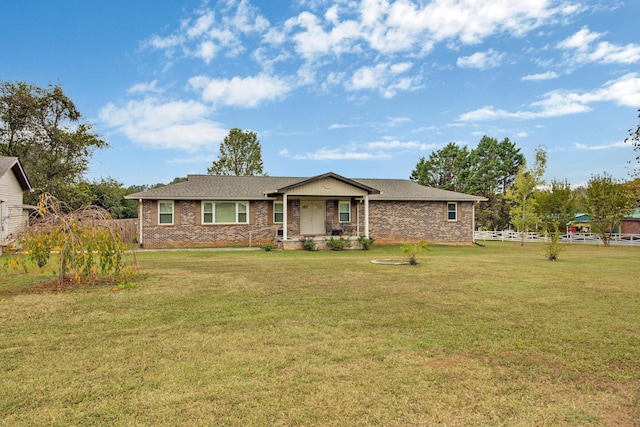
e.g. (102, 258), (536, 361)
(125, 173), (486, 202)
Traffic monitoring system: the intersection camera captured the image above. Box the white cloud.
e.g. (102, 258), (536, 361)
(574, 141), (628, 150)
(285, 146), (391, 160)
(347, 61), (418, 97)
(99, 97), (226, 150)
(459, 73), (640, 121)
(522, 71), (559, 81)
(145, 1), (270, 63)
(386, 116), (412, 127)
(127, 80), (163, 94)
(189, 73), (292, 107)
(457, 49), (504, 69)
(558, 26), (640, 66)
(366, 140), (435, 150)
(329, 123), (351, 129)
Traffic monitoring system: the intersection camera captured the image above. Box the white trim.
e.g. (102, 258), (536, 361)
(447, 202), (458, 222)
(338, 200), (351, 223)
(158, 200), (174, 225)
(364, 196), (370, 238)
(273, 201), (283, 223)
(201, 201), (249, 224)
(283, 194), (288, 240)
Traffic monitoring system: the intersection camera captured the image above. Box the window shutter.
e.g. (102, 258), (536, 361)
(333, 200), (339, 223)
(174, 201), (181, 226)
(151, 201), (158, 226)
(267, 201), (273, 224)
(249, 201), (255, 225)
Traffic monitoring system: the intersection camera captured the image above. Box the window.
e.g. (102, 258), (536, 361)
(274, 201), (283, 223)
(202, 201), (249, 224)
(158, 201), (174, 225)
(339, 201), (351, 223)
(447, 202), (457, 221)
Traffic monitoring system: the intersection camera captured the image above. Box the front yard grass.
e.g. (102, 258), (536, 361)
(1, 242), (639, 426)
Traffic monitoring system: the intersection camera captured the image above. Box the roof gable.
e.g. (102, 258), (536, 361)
(0, 156), (32, 192)
(267, 172), (380, 196)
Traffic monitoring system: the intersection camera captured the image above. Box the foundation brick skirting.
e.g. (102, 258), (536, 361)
(139, 199), (475, 248)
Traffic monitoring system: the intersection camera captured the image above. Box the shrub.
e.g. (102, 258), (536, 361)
(401, 240), (430, 265)
(299, 235), (317, 251)
(357, 235), (374, 250)
(544, 232), (564, 261)
(325, 236), (351, 251)
(261, 241), (277, 251)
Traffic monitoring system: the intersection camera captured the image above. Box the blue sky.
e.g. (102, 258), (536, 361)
(2, 0), (639, 188)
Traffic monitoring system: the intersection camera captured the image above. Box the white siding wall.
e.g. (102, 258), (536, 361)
(0, 169), (25, 245)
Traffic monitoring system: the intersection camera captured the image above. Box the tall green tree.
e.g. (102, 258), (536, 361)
(208, 128), (265, 176)
(505, 148), (547, 245)
(584, 173), (636, 246)
(0, 81), (108, 205)
(410, 142), (469, 192)
(465, 136), (525, 229)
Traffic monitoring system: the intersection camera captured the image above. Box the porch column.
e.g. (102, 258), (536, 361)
(282, 193), (288, 241)
(364, 195), (370, 238)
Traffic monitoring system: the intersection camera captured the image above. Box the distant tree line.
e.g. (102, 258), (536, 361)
(412, 135), (638, 248)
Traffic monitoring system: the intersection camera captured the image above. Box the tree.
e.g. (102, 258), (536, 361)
(208, 128), (265, 176)
(505, 147), (547, 245)
(4, 194), (136, 286)
(410, 142), (469, 191)
(0, 81), (108, 205)
(625, 108), (640, 176)
(465, 136), (525, 230)
(535, 180), (576, 260)
(87, 178), (138, 219)
(584, 173), (636, 246)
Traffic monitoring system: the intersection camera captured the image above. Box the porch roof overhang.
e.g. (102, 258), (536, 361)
(264, 172), (381, 197)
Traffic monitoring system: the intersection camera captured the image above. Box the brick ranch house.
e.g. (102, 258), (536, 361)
(125, 172), (487, 249)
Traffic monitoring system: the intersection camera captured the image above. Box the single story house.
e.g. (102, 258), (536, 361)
(0, 157), (32, 248)
(125, 172), (487, 249)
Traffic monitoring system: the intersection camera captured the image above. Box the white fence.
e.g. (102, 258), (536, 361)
(474, 230), (640, 246)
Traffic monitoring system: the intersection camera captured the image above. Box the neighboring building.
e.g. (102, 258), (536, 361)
(620, 209), (640, 234)
(570, 210), (640, 234)
(125, 172), (486, 249)
(0, 157), (32, 247)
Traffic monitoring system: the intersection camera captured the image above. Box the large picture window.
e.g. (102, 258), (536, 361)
(339, 201), (351, 223)
(447, 202), (458, 221)
(202, 201), (248, 224)
(158, 201), (174, 225)
(273, 201), (283, 223)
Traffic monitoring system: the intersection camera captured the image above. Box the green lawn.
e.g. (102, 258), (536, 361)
(1, 242), (639, 426)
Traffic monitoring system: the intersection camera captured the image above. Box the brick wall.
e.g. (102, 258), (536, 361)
(140, 200), (280, 248)
(140, 199), (476, 248)
(367, 200), (474, 244)
(621, 220), (640, 234)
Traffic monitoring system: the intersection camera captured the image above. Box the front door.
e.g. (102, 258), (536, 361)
(300, 200), (325, 235)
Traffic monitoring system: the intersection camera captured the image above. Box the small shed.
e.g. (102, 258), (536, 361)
(0, 157), (33, 248)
